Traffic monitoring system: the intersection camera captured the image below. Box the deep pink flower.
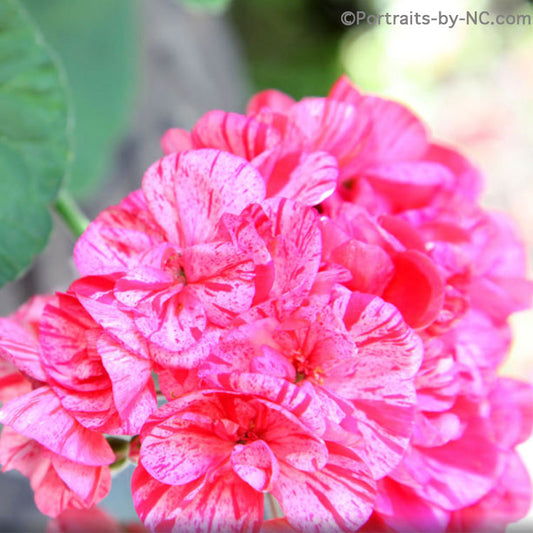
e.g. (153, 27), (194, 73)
(132, 388), (375, 532)
(248, 76), (481, 213)
(320, 203), (446, 330)
(447, 451), (532, 532)
(39, 291), (157, 434)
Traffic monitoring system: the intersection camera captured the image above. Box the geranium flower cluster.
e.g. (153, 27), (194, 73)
(1, 76), (532, 532)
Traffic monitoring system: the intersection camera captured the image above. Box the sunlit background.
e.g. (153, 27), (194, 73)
(0, 0), (531, 530)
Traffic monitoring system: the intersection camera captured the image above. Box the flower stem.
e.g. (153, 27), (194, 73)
(54, 190), (90, 238)
(265, 493), (283, 520)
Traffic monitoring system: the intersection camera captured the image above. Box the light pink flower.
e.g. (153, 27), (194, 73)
(74, 150), (267, 366)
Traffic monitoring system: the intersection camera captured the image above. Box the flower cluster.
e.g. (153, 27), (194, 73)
(1, 77), (532, 532)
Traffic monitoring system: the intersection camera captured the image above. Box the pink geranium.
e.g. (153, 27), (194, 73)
(73, 150), (267, 368)
(1, 75), (531, 531)
(132, 388), (375, 532)
(0, 295), (115, 518)
(39, 290), (157, 434)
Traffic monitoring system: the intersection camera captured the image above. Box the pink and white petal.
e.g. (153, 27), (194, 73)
(247, 89), (295, 115)
(113, 265), (175, 309)
(0, 425), (47, 478)
(51, 454), (111, 505)
(343, 294), (423, 380)
(97, 334), (156, 434)
(267, 431), (328, 474)
(140, 411), (232, 486)
(337, 294), (423, 477)
(231, 440), (280, 492)
(214, 374), (326, 437)
(286, 98), (370, 166)
(158, 368), (202, 400)
(346, 387), (417, 480)
(12, 294), (55, 333)
(74, 190), (163, 276)
(0, 387), (114, 466)
(33, 466), (85, 518)
(184, 241), (256, 326)
(135, 290), (207, 355)
(161, 127), (193, 154)
(71, 276), (148, 358)
(0, 357), (31, 404)
(142, 150), (266, 247)
(0, 318), (45, 382)
(392, 420), (500, 511)
(132, 464), (263, 533)
(39, 293), (108, 392)
(263, 198), (322, 301)
(259, 150), (338, 206)
(191, 110), (281, 160)
(151, 325), (222, 372)
(414, 337), (459, 413)
(363, 161), (453, 210)
(272, 442), (375, 532)
(328, 75), (363, 107)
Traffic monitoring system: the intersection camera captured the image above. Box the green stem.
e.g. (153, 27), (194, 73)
(265, 493), (283, 520)
(54, 190), (90, 237)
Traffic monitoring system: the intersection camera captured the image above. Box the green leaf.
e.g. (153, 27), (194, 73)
(231, 0), (345, 99)
(20, 0), (139, 199)
(0, 0), (70, 287)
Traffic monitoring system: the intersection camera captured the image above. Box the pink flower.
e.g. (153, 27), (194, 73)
(201, 292), (422, 480)
(39, 290), (157, 434)
(0, 295), (115, 518)
(47, 507), (122, 533)
(320, 203), (446, 330)
(161, 112), (339, 207)
(0, 295), (53, 395)
(373, 374), (533, 531)
(132, 388), (375, 532)
(0, 386), (114, 517)
(74, 150), (267, 367)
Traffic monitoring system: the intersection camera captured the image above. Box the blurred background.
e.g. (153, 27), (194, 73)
(0, 0), (531, 530)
